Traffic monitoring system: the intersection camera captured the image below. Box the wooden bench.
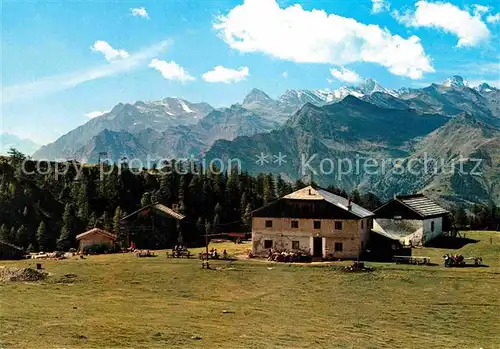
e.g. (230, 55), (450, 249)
(393, 255), (431, 265)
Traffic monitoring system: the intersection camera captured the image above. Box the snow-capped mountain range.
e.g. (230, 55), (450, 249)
(32, 75), (499, 163)
(279, 78), (399, 106)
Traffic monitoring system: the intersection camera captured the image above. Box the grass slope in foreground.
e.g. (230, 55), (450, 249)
(1, 231), (499, 349)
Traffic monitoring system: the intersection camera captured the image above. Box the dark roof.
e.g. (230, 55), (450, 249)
(0, 240), (26, 253)
(375, 194), (449, 219)
(121, 203), (185, 221)
(396, 194), (449, 217)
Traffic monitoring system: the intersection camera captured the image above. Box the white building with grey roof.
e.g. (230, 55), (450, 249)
(372, 194), (450, 246)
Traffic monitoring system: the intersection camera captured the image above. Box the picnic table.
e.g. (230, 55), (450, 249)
(393, 255), (431, 265)
(166, 250), (192, 258)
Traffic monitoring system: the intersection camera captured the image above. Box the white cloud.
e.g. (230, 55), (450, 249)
(472, 4), (489, 17)
(214, 0), (433, 79)
(148, 59), (195, 82)
(202, 65), (249, 83)
(3, 40), (169, 104)
(130, 7), (149, 19)
(85, 111), (108, 119)
(393, 1), (490, 47)
(282, 71), (288, 78)
(487, 13), (500, 23)
(91, 40), (130, 61)
(372, 0), (390, 14)
(329, 67), (362, 83)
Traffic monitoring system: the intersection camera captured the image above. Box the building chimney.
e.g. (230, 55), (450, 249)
(348, 198), (352, 210)
(308, 188), (312, 195)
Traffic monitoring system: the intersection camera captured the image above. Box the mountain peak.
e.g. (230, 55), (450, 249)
(443, 75), (469, 88)
(243, 88), (274, 105)
(474, 82), (498, 93)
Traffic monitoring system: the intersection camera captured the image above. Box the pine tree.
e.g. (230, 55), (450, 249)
(9, 227), (16, 245)
(294, 179), (306, 190)
(113, 206), (126, 248)
(100, 211), (112, 232)
(57, 203), (76, 250)
(205, 221), (211, 236)
(196, 217), (204, 235)
(243, 203), (253, 227)
(213, 213), (220, 232)
(263, 174), (276, 204)
(87, 211), (97, 230)
(16, 225), (29, 249)
(36, 221), (48, 252)
(455, 206), (469, 228)
(351, 189), (361, 204)
(240, 192), (248, 221)
(0, 224), (10, 243)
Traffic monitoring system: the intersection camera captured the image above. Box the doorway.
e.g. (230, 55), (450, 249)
(313, 237), (323, 257)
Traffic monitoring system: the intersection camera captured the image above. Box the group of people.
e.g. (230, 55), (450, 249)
(267, 248), (310, 263)
(208, 248), (228, 259)
(443, 253), (472, 267)
(171, 244), (189, 257)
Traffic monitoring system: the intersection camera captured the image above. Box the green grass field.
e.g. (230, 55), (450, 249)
(1, 231), (499, 349)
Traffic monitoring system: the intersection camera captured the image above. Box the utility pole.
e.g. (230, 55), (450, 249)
(203, 221), (211, 269)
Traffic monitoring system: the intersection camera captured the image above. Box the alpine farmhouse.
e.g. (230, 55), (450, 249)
(251, 186), (375, 259)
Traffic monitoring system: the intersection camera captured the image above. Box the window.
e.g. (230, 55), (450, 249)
(431, 221), (435, 232)
(265, 220), (273, 228)
(361, 220), (364, 229)
(334, 221), (343, 230)
(334, 242), (343, 252)
(314, 220), (321, 229)
(292, 241), (300, 250)
(291, 220), (299, 228)
(264, 240), (273, 249)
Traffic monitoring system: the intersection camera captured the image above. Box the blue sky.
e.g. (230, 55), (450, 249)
(1, 0), (499, 144)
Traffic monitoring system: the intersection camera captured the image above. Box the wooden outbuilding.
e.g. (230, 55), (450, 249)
(76, 228), (116, 252)
(0, 241), (26, 260)
(251, 186), (375, 259)
(120, 203), (186, 248)
(373, 194), (449, 246)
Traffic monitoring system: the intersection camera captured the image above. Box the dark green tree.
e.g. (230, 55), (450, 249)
(16, 225), (30, 249)
(36, 221), (49, 252)
(0, 224), (10, 243)
(113, 206), (126, 248)
(57, 203), (76, 250)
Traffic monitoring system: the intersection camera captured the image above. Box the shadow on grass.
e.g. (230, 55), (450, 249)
(426, 236), (479, 249)
(446, 264), (489, 268)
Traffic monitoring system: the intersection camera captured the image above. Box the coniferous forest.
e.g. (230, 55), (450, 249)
(0, 149), (497, 252)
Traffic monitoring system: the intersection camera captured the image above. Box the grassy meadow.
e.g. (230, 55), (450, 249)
(1, 231), (499, 349)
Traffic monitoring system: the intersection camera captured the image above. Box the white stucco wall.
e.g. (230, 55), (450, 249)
(422, 217), (443, 244)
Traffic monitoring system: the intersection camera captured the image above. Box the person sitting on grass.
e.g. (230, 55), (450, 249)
(223, 249), (228, 259)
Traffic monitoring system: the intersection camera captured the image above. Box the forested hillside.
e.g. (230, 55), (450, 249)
(0, 149), (497, 252)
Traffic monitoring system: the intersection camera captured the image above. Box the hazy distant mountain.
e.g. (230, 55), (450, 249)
(0, 134), (40, 156)
(33, 98), (214, 160)
(68, 103), (281, 163)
